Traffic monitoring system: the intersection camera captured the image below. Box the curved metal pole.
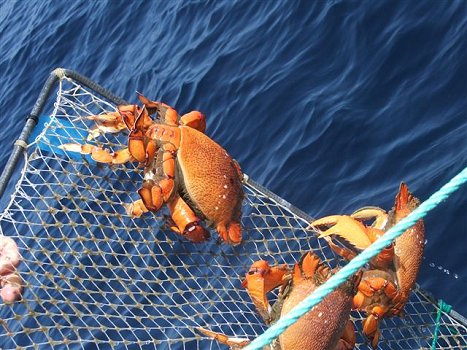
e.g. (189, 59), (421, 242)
(0, 71), (59, 198)
(0, 68), (128, 199)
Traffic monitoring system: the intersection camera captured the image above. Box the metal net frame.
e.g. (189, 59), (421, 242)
(0, 70), (465, 349)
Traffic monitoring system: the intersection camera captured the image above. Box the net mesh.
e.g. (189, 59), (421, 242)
(0, 77), (465, 350)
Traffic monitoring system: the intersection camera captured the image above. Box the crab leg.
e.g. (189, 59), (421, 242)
(351, 206), (389, 230)
(138, 143), (176, 210)
(241, 260), (289, 324)
(196, 327), (250, 349)
(85, 111), (127, 140)
(166, 194), (209, 243)
(59, 105), (147, 164)
(322, 236), (358, 261)
(84, 103), (151, 142)
(138, 93), (207, 133)
(310, 215), (373, 250)
(137, 94), (178, 126)
(124, 199), (149, 218)
(179, 111), (206, 132)
(335, 320), (356, 350)
(311, 214), (395, 268)
(126, 106), (150, 163)
(362, 305), (388, 349)
(59, 143), (133, 164)
(82, 104), (139, 141)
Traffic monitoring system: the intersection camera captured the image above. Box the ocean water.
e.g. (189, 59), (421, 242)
(0, 0), (465, 341)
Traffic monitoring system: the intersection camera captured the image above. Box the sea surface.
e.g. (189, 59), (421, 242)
(0, 0), (466, 343)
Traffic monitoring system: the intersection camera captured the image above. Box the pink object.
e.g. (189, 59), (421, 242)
(0, 272), (23, 304)
(0, 236), (21, 275)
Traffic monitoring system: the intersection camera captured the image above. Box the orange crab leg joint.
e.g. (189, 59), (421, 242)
(167, 195), (209, 243)
(128, 134), (146, 163)
(196, 327), (250, 347)
(242, 260), (288, 292)
(216, 222), (242, 246)
(362, 314), (380, 349)
(300, 252), (321, 278)
(353, 291), (366, 309)
(241, 260), (288, 323)
(162, 148), (176, 179)
(155, 104), (178, 125)
(145, 140), (157, 166)
(125, 199), (149, 218)
(119, 105), (139, 130)
(158, 179), (174, 202)
(338, 320), (356, 350)
(180, 111), (206, 133)
(138, 182), (163, 211)
(322, 236), (357, 261)
(89, 146), (113, 163)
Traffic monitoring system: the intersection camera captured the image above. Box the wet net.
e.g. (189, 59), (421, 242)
(0, 72), (465, 349)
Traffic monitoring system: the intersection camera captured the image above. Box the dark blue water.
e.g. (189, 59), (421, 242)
(1, 0), (465, 331)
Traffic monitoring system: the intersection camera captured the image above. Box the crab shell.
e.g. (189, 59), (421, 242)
(279, 282), (354, 350)
(277, 255), (356, 350)
(175, 125), (243, 239)
(387, 183), (424, 302)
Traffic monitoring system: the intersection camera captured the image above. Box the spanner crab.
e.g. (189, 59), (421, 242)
(311, 183), (425, 348)
(197, 252), (361, 350)
(61, 93), (244, 245)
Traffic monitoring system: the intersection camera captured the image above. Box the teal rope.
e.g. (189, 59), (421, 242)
(431, 299), (452, 349)
(244, 166), (467, 350)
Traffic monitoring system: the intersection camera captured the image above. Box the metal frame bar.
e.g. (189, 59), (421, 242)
(0, 68), (128, 198)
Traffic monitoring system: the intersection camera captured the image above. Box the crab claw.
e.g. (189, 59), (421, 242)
(196, 327), (250, 348)
(351, 206), (389, 230)
(362, 306), (386, 349)
(298, 251), (324, 280)
(59, 143), (133, 164)
(125, 199), (149, 218)
(216, 222), (242, 246)
(310, 215), (373, 250)
(180, 111), (206, 133)
(85, 111), (128, 140)
(241, 260), (288, 323)
(167, 195), (210, 243)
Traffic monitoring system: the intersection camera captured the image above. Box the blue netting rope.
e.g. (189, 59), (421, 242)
(244, 166), (467, 350)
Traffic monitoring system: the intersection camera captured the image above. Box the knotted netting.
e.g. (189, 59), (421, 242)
(0, 70), (465, 349)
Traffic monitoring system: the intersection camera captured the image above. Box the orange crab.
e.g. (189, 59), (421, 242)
(61, 94), (244, 245)
(197, 252), (360, 350)
(311, 183), (425, 348)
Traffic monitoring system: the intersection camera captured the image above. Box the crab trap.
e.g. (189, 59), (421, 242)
(0, 69), (465, 350)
